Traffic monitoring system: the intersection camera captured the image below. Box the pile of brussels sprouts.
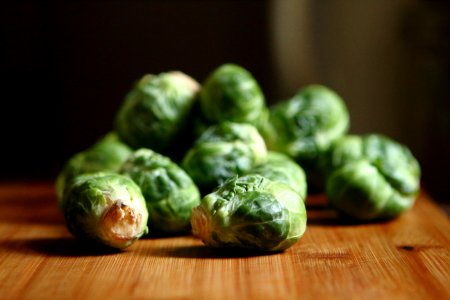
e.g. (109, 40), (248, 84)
(57, 63), (420, 252)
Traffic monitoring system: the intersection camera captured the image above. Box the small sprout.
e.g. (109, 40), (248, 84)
(324, 134), (421, 220)
(55, 132), (132, 207)
(121, 148), (200, 234)
(182, 122), (267, 193)
(199, 63), (268, 131)
(262, 85), (349, 188)
(115, 71), (200, 153)
(246, 151), (307, 201)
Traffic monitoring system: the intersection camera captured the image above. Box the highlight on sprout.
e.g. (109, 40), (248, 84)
(181, 121), (267, 192)
(115, 71), (200, 153)
(199, 63), (268, 131)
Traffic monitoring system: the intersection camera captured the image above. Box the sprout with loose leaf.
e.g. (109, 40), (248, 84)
(191, 174), (307, 252)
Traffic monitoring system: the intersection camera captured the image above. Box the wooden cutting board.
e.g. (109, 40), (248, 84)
(0, 182), (449, 300)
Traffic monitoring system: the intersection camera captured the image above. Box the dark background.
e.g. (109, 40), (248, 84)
(1, 1), (449, 208)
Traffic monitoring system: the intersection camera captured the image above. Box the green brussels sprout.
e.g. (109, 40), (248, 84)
(56, 132), (133, 206)
(191, 174), (307, 252)
(120, 148), (201, 233)
(325, 134), (421, 220)
(182, 122), (268, 193)
(199, 63), (268, 130)
(63, 172), (149, 249)
(246, 151), (307, 201)
(115, 71), (200, 152)
(262, 85), (349, 187)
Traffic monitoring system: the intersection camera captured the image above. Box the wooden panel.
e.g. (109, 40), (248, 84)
(0, 182), (449, 299)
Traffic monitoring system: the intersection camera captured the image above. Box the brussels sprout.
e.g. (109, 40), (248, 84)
(199, 63), (268, 130)
(63, 172), (149, 249)
(56, 132), (133, 206)
(120, 148), (201, 233)
(325, 134), (421, 220)
(182, 122), (267, 193)
(115, 71), (200, 152)
(262, 85), (349, 187)
(191, 174), (307, 252)
(246, 151), (307, 201)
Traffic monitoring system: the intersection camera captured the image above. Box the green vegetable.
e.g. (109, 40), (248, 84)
(115, 71), (200, 152)
(182, 122), (267, 193)
(191, 174), (307, 252)
(246, 151), (307, 201)
(63, 172), (149, 249)
(262, 85), (349, 187)
(199, 63), (268, 131)
(325, 134), (421, 220)
(56, 132), (133, 207)
(120, 148), (201, 233)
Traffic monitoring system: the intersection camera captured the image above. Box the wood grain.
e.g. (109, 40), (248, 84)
(0, 182), (449, 300)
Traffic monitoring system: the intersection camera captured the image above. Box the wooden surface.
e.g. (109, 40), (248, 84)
(0, 182), (449, 300)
